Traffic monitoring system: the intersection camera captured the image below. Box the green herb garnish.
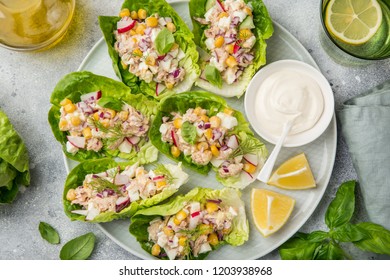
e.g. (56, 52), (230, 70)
(155, 28), (175, 55)
(181, 121), (197, 144)
(204, 65), (222, 88)
(229, 136), (263, 158)
(154, 164), (175, 184)
(39, 222), (60, 245)
(97, 96), (123, 111)
(89, 177), (121, 194)
(91, 118), (135, 149)
(60, 232), (96, 260)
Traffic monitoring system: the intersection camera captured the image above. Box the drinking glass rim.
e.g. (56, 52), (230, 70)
(320, 0), (390, 61)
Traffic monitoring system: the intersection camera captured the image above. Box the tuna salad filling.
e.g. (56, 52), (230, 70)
(159, 106), (261, 179)
(66, 162), (187, 221)
(147, 198), (238, 259)
(114, 9), (186, 93)
(59, 91), (149, 155)
(195, 0), (256, 85)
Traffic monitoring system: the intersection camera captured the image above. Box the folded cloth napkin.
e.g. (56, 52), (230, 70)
(338, 81), (390, 230)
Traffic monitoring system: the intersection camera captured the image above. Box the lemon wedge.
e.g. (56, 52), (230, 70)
(325, 0), (382, 45)
(267, 153), (316, 190)
(251, 188), (295, 237)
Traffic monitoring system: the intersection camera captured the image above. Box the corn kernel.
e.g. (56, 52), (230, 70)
(83, 127), (92, 139)
(173, 118), (183, 129)
(119, 111), (129, 121)
(93, 112), (100, 121)
(135, 24), (146, 35)
(163, 226), (174, 237)
(171, 146), (181, 158)
(239, 28), (252, 40)
(146, 17), (158, 27)
(59, 119), (68, 130)
(176, 210), (188, 221)
(130, 10), (138, 20)
(193, 107), (203, 115)
(156, 180), (167, 189)
(223, 108), (234, 115)
(138, 9), (147, 20)
(66, 189), (76, 201)
(225, 44), (234, 54)
(100, 119), (110, 128)
(120, 60), (128, 70)
(165, 82), (174, 89)
(130, 29), (137, 36)
(151, 244), (161, 256)
(60, 98), (72, 106)
(64, 103), (77, 114)
(70, 131), (79, 137)
(70, 116), (81, 126)
(178, 236), (187, 246)
(226, 56), (238, 68)
(200, 115), (209, 122)
(197, 142), (209, 151)
(173, 217), (181, 225)
(214, 36), (224, 48)
(209, 116), (221, 128)
(136, 168), (147, 177)
(218, 12), (229, 19)
(106, 109), (116, 119)
(243, 163), (256, 174)
(204, 128), (213, 140)
(166, 22), (176, 32)
(206, 202), (219, 213)
(119, 8), (130, 18)
(244, 7), (253, 16)
(170, 43), (179, 50)
(145, 55), (156, 66)
(210, 145), (219, 157)
(208, 232), (219, 246)
(133, 48), (143, 57)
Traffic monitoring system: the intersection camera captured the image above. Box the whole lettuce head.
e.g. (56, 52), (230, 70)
(189, 0), (273, 98)
(63, 158), (188, 223)
(130, 187), (249, 259)
(0, 110), (30, 204)
(48, 71), (158, 163)
(99, 0), (200, 99)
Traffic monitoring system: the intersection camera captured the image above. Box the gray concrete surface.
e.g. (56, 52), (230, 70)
(0, 0), (389, 260)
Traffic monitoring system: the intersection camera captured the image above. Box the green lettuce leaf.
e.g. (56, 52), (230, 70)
(0, 110), (30, 204)
(98, 0), (200, 99)
(189, 0), (273, 97)
(48, 71), (158, 163)
(130, 187), (249, 259)
(63, 159), (188, 223)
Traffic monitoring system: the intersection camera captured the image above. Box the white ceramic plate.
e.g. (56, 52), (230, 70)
(63, 0), (337, 259)
(245, 59), (335, 147)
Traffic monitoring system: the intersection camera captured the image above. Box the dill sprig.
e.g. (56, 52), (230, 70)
(229, 137), (264, 159)
(89, 177), (121, 193)
(153, 164), (175, 184)
(90, 118), (133, 148)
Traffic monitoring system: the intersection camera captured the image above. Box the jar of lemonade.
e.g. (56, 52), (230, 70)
(0, 0), (75, 51)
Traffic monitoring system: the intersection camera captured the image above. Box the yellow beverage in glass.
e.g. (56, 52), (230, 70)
(321, 0), (390, 60)
(0, 0), (75, 51)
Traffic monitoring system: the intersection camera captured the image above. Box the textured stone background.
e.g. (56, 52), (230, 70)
(0, 0), (389, 260)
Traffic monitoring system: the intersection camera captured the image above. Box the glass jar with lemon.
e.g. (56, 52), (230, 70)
(321, 0), (390, 60)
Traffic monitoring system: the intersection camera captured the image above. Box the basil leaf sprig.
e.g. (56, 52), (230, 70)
(39, 222), (60, 245)
(279, 181), (390, 259)
(60, 232), (96, 260)
(204, 65), (222, 88)
(181, 121), (197, 144)
(155, 28), (175, 55)
(97, 96), (123, 111)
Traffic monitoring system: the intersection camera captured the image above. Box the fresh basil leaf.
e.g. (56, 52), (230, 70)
(307, 230), (329, 243)
(59, 232), (96, 260)
(353, 222), (390, 255)
(97, 97), (123, 111)
(314, 241), (349, 260)
(204, 65), (222, 88)
(181, 121), (197, 144)
(279, 233), (321, 260)
(155, 28), (175, 55)
(331, 223), (370, 242)
(39, 222), (60, 244)
(325, 180), (356, 229)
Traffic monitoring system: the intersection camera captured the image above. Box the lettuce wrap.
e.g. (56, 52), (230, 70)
(130, 187), (248, 259)
(99, 0), (200, 99)
(149, 91), (267, 188)
(0, 110), (30, 204)
(189, 0), (273, 97)
(48, 71), (158, 163)
(63, 158), (189, 223)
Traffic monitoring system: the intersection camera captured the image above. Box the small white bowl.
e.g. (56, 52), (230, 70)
(244, 60), (334, 147)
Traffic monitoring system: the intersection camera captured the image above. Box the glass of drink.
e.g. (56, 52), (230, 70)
(0, 0), (75, 51)
(320, 0), (390, 60)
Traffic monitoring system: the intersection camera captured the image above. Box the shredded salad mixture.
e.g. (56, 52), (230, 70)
(59, 91), (149, 155)
(195, 0), (256, 85)
(114, 8), (186, 94)
(147, 198), (238, 259)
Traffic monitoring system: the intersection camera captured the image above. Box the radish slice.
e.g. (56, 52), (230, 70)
(243, 154), (258, 166)
(216, 0), (226, 12)
(127, 136), (140, 145)
(95, 171), (108, 177)
(118, 140), (132, 153)
(117, 20), (136, 33)
(156, 83), (166, 96)
(67, 136), (85, 149)
(191, 211), (200, 218)
(210, 157), (224, 168)
(153, 175), (165, 181)
(115, 197), (130, 212)
(240, 170), (254, 185)
(233, 43), (240, 54)
(171, 130), (178, 147)
(226, 135), (239, 150)
(114, 174), (130, 185)
(81, 91), (102, 102)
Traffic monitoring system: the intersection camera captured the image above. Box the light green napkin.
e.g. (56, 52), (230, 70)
(338, 81), (390, 230)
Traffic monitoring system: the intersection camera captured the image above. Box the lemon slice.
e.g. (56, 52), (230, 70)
(267, 153), (316, 190)
(325, 0), (382, 45)
(251, 188), (295, 237)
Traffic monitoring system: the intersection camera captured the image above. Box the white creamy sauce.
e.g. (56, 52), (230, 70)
(255, 70), (324, 137)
